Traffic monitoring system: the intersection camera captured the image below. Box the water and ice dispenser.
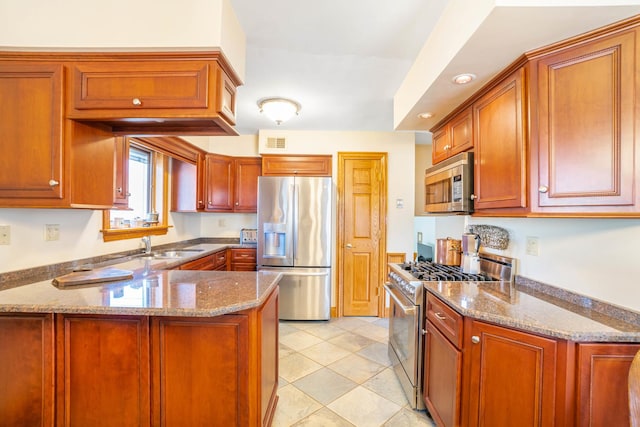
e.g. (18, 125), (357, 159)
(263, 223), (287, 257)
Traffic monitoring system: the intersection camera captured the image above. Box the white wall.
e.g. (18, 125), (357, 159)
(0, 0), (246, 81)
(0, 208), (200, 273)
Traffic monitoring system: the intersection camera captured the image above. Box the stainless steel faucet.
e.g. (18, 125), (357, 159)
(141, 236), (151, 254)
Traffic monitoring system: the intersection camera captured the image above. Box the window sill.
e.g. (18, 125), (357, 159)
(101, 225), (171, 242)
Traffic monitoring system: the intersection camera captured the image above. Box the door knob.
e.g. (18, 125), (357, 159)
(346, 243), (353, 248)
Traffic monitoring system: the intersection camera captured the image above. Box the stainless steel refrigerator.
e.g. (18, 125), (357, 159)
(257, 176), (332, 320)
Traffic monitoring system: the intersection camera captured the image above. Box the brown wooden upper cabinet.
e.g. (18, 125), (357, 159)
(113, 137), (130, 209)
(472, 67), (527, 213)
(530, 26), (639, 215)
(67, 53), (238, 136)
(429, 15), (640, 217)
(204, 154), (261, 213)
(431, 107), (473, 164)
(261, 154), (332, 176)
(0, 60), (119, 209)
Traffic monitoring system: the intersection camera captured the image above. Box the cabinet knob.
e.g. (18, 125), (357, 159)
(346, 243), (353, 248)
(117, 187), (123, 193)
(470, 194), (477, 200)
(132, 98), (142, 106)
(422, 329), (428, 335)
(538, 185), (549, 193)
(471, 335), (480, 344)
(235, 202), (239, 206)
(49, 179), (59, 187)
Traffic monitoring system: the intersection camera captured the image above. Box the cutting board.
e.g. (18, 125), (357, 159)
(52, 268), (134, 287)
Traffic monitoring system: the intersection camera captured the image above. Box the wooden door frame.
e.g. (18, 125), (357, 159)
(336, 152), (387, 318)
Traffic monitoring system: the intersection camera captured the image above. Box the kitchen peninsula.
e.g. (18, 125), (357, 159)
(0, 244), (280, 427)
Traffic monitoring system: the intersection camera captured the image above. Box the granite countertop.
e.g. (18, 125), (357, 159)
(425, 280), (640, 342)
(0, 243), (279, 317)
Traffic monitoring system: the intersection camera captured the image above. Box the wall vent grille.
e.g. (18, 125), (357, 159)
(266, 137), (286, 149)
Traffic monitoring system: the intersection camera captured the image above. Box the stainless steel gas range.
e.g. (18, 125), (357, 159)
(384, 252), (515, 410)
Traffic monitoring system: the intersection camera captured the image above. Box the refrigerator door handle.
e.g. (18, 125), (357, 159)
(276, 271), (330, 277)
(292, 182), (299, 263)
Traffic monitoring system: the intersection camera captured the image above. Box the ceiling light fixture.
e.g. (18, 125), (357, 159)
(452, 73), (476, 85)
(258, 97), (301, 125)
(418, 112), (433, 119)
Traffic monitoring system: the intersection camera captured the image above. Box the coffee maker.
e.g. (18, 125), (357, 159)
(461, 233), (481, 274)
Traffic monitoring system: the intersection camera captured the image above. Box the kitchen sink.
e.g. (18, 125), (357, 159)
(132, 248), (205, 260)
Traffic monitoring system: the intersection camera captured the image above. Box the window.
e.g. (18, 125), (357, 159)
(101, 138), (170, 242)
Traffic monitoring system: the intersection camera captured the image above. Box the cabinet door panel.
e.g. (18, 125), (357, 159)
(473, 68), (527, 210)
(205, 153), (234, 211)
(152, 316), (250, 426)
(466, 320), (557, 427)
(234, 157), (261, 212)
(58, 315), (150, 427)
(431, 127), (451, 164)
(0, 63), (64, 200)
(576, 343), (640, 427)
(423, 321), (461, 427)
(535, 30), (636, 210)
(0, 314), (54, 427)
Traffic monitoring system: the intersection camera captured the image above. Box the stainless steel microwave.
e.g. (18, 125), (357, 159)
(424, 152), (474, 214)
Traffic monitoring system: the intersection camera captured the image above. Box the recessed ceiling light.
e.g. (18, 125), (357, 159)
(452, 73), (476, 85)
(418, 112), (433, 119)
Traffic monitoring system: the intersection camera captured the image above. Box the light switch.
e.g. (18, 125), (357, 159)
(396, 199), (404, 209)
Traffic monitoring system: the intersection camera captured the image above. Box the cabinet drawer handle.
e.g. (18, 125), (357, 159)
(471, 335), (480, 344)
(538, 185), (549, 193)
(434, 312), (447, 321)
(132, 98), (142, 106)
(49, 179), (59, 187)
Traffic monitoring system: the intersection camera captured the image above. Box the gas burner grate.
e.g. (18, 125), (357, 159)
(400, 261), (496, 282)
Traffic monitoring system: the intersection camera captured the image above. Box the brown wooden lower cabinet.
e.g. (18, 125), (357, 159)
(576, 342), (640, 427)
(230, 247), (257, 271)
(0, 313), (55, 427)
(0, 287), (278, 427)
(57, 314), (150, 427)
(423, 293), (639, 427)
(463, 319), (559, 427)
(423, 321), (462, 427)
(152, 315), (250, 425)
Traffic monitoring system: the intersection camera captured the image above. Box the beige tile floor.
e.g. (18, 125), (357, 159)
(273, 316), (435, 427)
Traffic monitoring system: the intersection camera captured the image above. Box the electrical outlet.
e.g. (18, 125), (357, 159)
(218, 219), (226, 227)
(526, 236), (539, 256)
(0, 225), (10, 245)
(45, 224), (60, 241)
(417, 232), (423, 243)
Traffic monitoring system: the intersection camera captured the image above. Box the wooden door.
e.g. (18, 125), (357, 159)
(575, 343), (640, 427)
(533, 29), (637, 213)
(423, 321), (462, 427)
(113, 137), (130, 208)
(464, 319), (558, 427)
(57, 314), (150, 427)
(473, 67), (527, 211)
(233, 157), (261, 212)
(151, 315), (250, 426)
(204, 153), (234, 211)
(338, 153), (387, 316)
(0, 63), (64, 202)
(0, 314), (55, 427)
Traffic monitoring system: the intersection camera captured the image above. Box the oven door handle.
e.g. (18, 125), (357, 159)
(383, 284), (416, 315)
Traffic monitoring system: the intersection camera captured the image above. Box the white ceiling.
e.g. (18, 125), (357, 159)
(229, 0), (640, 137)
